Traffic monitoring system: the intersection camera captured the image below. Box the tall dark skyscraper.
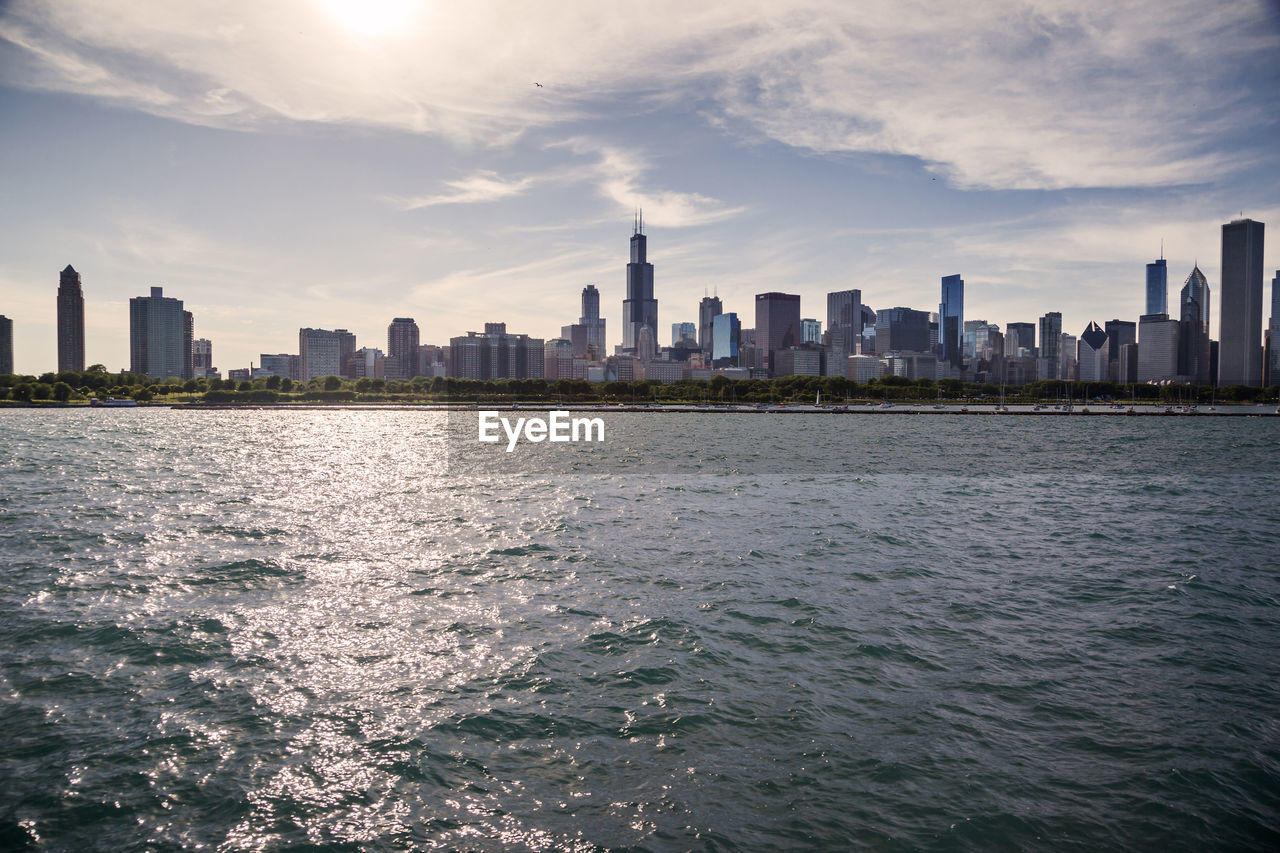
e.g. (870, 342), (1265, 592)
(621, 214), (657, 353)
(387, 317), (420, 378)
(825, 289), (862, 375)
(1218, 218), (1265, 386)
(0, 315), (12, 375)
(755, 292), (801, 374)
(129, 287), (190, 379)
(698, 295), (722, 352)
(1039, 311), (1062, 379)
(939, 274), (964, 367)
(1178, 266), (1211, 385)
(57, 264), (85, 373)
(1146, 256), (1168, 317)
(580, 284), (606, 359)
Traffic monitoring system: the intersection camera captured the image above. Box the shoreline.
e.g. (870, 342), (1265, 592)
(4, 401), (1276, 416)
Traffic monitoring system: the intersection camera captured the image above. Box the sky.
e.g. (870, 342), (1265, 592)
(2, 0), (1279, 375)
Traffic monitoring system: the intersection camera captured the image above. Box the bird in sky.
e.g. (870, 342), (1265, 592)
(533, 82), (543, 87)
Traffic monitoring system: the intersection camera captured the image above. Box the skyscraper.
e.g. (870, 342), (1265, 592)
(1104, 319), (1137, 382)
(129, 287), (190, 379)
(755, 292), (801, 374)
(939, 274), (964, 367)
(825, 289), (862, 375)
(581, 284), (606, 359)
(800, 318), (821, 345)
(1268, 270), (1280, 386)
(1038, 312), (1062, 381)
(1178, 266), (1211, 385)
(711, 312), (740, 367)
(1077, 322), (1108, 382)
(0, 315), (12, 375)
(387, 317), (421, 378)
(299, 327), (356, 380)
(1138, 313), (1179, 383)
(621, 214), (657, 353)
(876, 307), (931, 355)
(193, 339), (213, 378)
(1004, 322), (1036, 357)
(1218, 218), (1265, 386)
(57, 264), (85, 373)
(1146, 256), (1168, 317)
(698, 295), (722, 352)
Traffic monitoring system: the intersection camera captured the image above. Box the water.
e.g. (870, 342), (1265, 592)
(1, 409), (1278, 851)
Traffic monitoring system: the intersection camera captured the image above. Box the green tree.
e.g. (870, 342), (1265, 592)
(132, 387), (153, 402)
(265, 374), (281, 390)
(323, 375), (342, 391)
(280, 377), (293, 392)
(12, 383), (34, 401)
(52, 381), (73, 402)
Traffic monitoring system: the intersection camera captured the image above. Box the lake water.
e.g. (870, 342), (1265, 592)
(1, 409), (1278, 850)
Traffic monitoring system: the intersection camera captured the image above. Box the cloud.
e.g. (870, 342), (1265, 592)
(392, 171), (535, 209)
(1, 0), (1277, 192)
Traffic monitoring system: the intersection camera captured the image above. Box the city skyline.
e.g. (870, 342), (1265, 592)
(1, 1), (1279, 373)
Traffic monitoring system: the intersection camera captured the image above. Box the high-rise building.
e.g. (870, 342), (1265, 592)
(1104, 319), (1137, 381)
(57, 265), (85, 373)
(1004, 322), (1036, 357)
(1146, 256), (1168, 316)
(129, 287), (190, 379)
(1268, 270), (1280, 386)
(1138, 313), (1180, 383)
(0, 315), (12, 375)
(939, 274), (964, 367)
(755, 292), (801, 374)
(825, 289), (862, 374)
(1038, 312), (1062, 382)
(1059, 333), (1077, 380)
(449, 323), (545, 380)
(711, 312), (740, 367)
(1178, 266), (1211, 385)
(621, 215), (657, 352)
(193, 338), (214, 378)
(1077, 322), (1108, 382)
(1218, 218), (1265, 386)
(299, 327), (356, 380)
(800, 318), (821, 345)
(876, 307), (931, 355)
(387, 318), (420, 378)
(671, 322), (697, 347)
(698, 295), (722, 352)
(259, 353), (299, 380)
(580, 284), (606, 359)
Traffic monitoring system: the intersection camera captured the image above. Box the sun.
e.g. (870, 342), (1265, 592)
(319, 0), (419, 37)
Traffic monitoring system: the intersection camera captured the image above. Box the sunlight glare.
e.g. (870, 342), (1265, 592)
(320, 0), (420, 37)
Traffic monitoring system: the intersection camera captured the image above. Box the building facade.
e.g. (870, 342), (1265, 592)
(387, 318), (420, 378)
(129, 287), (190, 379)
(449, 322), (545, 380)
(755, 292), (801, 375)
(825, 289), (862, 375)
(0, 315), (12, 375)
(877, 307), (931, 355)
(939, 274), (964, 367)
(1137, 313), (1180, 383)
(1179, 266), (1212, 385)
(711, 312), (740, 367)
(1077, 322), (1108, 382)
(1146, 257), (1168, 316)
(57, 264), (85, 373)
(1218, 218), (1265, 386)
(698, 295), (722, 353)
(299, 327), (356, 381)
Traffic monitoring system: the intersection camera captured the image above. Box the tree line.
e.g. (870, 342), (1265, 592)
(3, 366), (1277, 405)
